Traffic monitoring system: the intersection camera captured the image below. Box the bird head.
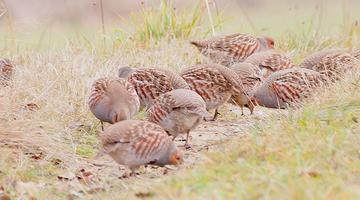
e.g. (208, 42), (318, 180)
(118, 66), (135, 78)
(169, 149), (183, 166)
(110, 108), (130, 124)
(258, 37), (275, 50)
(265, 37), (275, 49)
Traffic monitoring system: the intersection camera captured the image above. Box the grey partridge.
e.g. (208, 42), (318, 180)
(181, 64), (245, 120)
(88, 77), (140, 130)
(299, 49), (345, 68)
(190, 33), (275, 66)
(147, 89), (211, 147)
(99, 120), (182, 176)
(244, 50), (294, 78)
(302, 52), (359, 81)
(0, 58), (14, 86)
(250, 68), (325, 109)
(118, 67), (189, 109)
(229, 63), (262, 115)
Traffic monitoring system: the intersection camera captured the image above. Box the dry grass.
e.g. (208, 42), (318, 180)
(133, 72), (360, 199)
(1, 1), (360, 199)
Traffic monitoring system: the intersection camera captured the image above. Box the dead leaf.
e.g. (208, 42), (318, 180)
(25, 152), (43, 160)
(23, 103), (40, 111)
(51, 158), (62, 166)
(76, 169), (94, 185)
(300, 170), (321, 178)
(135, 191), (154, 199)
(57, 172), (76, 181)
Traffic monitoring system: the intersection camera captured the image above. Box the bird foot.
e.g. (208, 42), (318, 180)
(119, 172), (140, 179)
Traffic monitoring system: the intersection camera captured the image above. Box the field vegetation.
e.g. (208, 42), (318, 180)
(0, 0), (359, 199)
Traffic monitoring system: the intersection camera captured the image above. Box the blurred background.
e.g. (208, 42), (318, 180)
(2, 0), (359, 28)
(2, 0), (359, 23)
(0, 0), (360, 51)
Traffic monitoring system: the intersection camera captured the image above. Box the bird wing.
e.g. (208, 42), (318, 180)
(260, 54), (294, 72)
(130, 128), (170, 160)
(209, 64), (245, 94)
(210, 33), (260, 60)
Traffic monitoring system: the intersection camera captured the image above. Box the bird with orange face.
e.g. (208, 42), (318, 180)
(98, 120), (183, 176)
(190, 33), (275, 66)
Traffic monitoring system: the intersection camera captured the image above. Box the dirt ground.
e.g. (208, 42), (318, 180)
(57, 106), (284, 197)
(0, 85), (284, 198)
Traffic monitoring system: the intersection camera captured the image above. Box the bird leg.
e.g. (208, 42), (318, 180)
(240, 105), (244, 116)
(247, 102), (255, 115)
(212, 109), (220, 121)
(204, 109), (220, 121)
(129, 171), (136, 177)
(100, 121), (104, 131)
(184, 131), (191, 150)
(165, 130), (171, 136)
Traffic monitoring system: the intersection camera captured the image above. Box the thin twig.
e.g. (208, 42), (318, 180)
(99, 0), (106, 48)
(204, 0), (215, 36)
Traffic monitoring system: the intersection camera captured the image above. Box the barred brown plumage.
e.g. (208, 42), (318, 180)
(302, 52), (360, 81)
(299, 49), (345, 68)
(99, 120), (182, 176)
(0, 58), (14, 86)
(244, 51), (294, 78)
(229, 63), (262, 115)
(190, 33), (275, 66)
(181, 64), (245, 120)
(351, 49), (360, 60)
(88, 77), (140, 130)
(147, 89), (210, 147)
(118, 67), (189, 109)
(250, 68), (325, 109)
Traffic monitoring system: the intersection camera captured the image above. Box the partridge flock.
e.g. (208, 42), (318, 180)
(85, 33), (360, 175)
(1, 31), (358, 176)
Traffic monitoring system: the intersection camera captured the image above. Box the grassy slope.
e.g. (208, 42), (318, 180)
(134, 74), (360, 199)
